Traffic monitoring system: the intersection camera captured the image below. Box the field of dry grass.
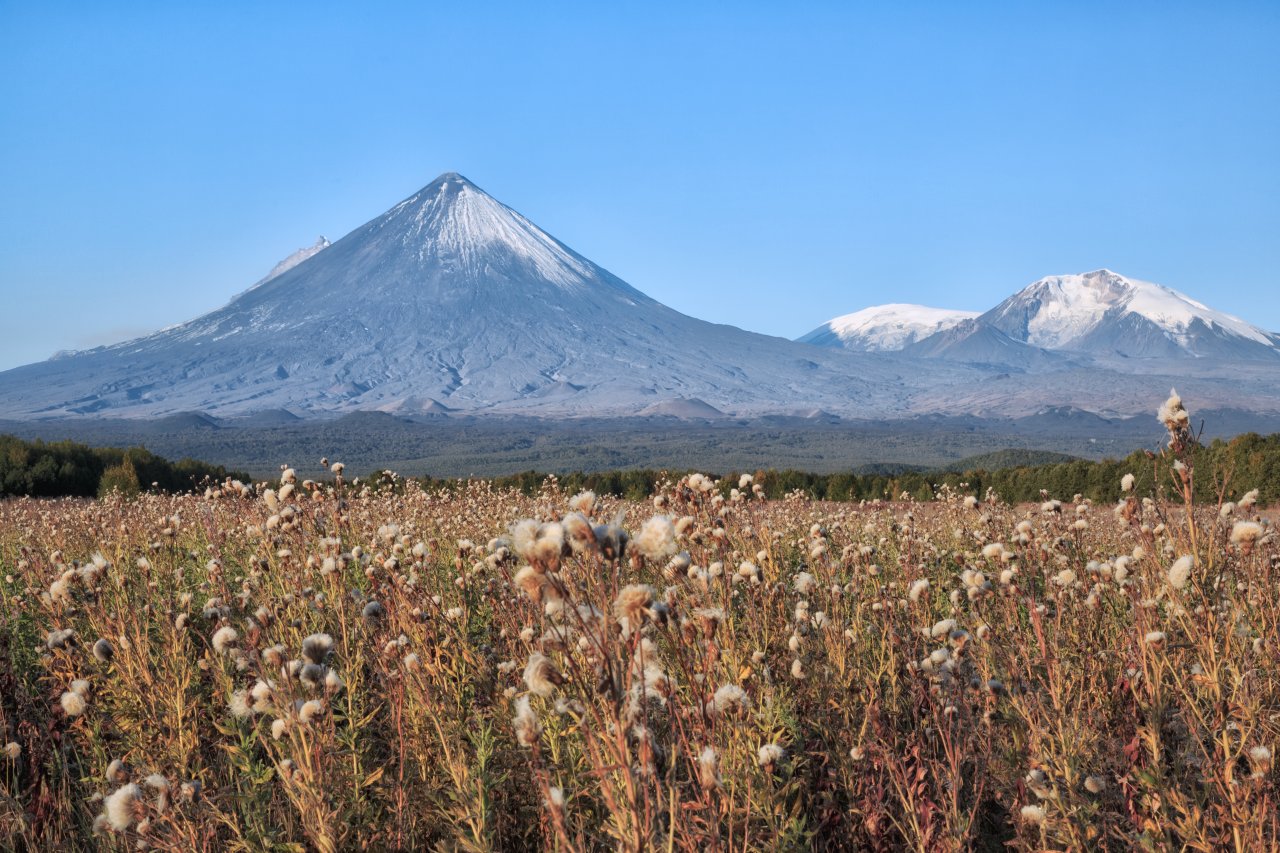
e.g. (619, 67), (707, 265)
(1, 397), (1277, 851)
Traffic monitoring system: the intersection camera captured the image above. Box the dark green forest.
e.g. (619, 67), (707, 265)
(4, 431), (1278, 506)
(0, 435), (250, 498)
(421, 433), (1280, 506)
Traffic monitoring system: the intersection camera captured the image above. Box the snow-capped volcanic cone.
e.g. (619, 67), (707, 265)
(0, 173), (951, 419)
(798, 304), (979, 351)
(981, 269), (1280, 360)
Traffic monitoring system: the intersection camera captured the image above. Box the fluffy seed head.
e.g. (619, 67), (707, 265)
(1020, 804), (1046, 825)
(1168, 555), (1194, 590)
(60, 690), (86, 717)
(908, 578), (930, 603)
(613, 583), (656, 626)
(298, 698), (326, 724)
(757, 743), (786, 768)
(522, 652), (563, 698)
(635, 516), (678, 561)
(710, 683), (750, 716)
(301, 633), (334, 665)
(512, 695), (542, 748)
(211, 626), (239, 655)
(1231, 521), (1263, 546)
(103, 783), (141, 831)
(697, 746), (720, 789)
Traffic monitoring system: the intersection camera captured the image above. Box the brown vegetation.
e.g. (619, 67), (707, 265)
(0, 401), (1277, 850)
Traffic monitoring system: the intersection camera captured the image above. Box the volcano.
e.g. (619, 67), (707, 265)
(0, 173), (949, 419)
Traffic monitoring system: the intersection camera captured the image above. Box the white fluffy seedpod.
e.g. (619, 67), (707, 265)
(757, 743), (786, 768)
(522, 653), (563, 698)
(103, 783), (141, 831)
(211, 626), (239, 655)
(930, 619), (957, 639)
(613, 583), (656, 627)
(60, 690), (87, 717)
(1167, 555), (1194, 590)
(1231, 521), (1263, 547)
(908, 578), (930, 603)
(298, 698), (326, 724)
(698, 745), (720, 789)
(709, 683), (750, 716)
(561, 512), (596, 553)
(512, 695), (541, 748)
(635, 516), (678, 561)
(228, 689), (253, 719)
(1248, 745), (1272, 777)
(301, 633), (334, 665)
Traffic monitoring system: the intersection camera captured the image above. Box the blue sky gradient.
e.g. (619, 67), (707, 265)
(1, 1), (1276, 369)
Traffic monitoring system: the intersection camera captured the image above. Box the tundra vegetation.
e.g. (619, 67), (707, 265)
(0, 395), (1276, 850)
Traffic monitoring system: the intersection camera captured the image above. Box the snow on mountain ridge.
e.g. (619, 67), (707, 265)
(253, 236), (331, 288)
(384, 173), (598, 289)
(1008, 269), (1273, 350)
(806, 304), (980, 351)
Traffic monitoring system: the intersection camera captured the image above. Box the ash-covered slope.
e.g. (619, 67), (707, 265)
(0, 173), (962, 419)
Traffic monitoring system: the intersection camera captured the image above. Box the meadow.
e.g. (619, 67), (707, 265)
(0, 395), (1276, 851)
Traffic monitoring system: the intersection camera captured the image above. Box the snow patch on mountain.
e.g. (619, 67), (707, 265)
(799, 304), (979, 351)
(252, 236), (331, 288)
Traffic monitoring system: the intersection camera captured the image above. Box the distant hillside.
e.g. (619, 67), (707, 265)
(422, 432), (1280, 507)
(939, 449), (1082, 472)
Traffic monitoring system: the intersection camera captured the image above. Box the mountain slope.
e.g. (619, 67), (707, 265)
(900, 318), (1074, 370)
(0, 173), (971, 419)
(798, 304), (978, 351)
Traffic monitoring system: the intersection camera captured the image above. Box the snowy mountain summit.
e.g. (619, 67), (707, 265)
(983, 269), (1280, 359)
(799, 304), (978, 351)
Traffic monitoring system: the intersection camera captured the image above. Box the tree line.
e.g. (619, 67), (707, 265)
(5, 429), (1277, 506)
(0, 434), (250, 498)
(421, 431), (1280, 506)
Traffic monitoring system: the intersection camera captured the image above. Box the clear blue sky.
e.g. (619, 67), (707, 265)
(1, 1), (1277, 370)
